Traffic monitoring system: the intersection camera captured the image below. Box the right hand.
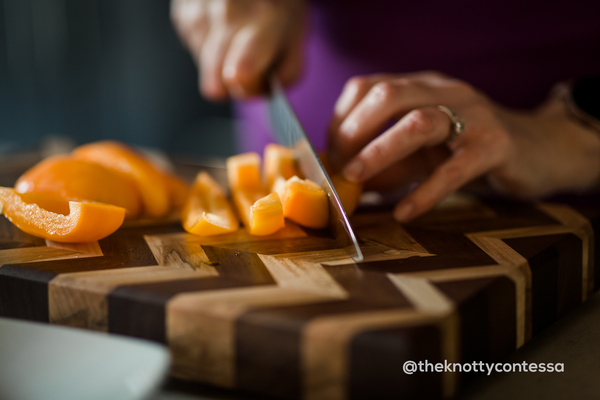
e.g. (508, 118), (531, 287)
(171, 0), (306, 101)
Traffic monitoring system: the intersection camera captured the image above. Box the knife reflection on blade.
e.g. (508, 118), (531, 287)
(268, 77), (364, 262)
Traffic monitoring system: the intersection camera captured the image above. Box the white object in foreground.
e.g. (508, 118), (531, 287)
(0, 317), (170, 400)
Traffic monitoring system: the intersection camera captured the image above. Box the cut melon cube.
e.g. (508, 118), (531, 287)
(227, 152), (285, 236)
(226, 152), (263, 192)
(280, 176), (328, 229)
(233, 191), (284, 236)
(263, 143), (301, 190)
(181, 172), (239, 236)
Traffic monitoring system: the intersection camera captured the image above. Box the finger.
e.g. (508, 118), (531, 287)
(331, 71), (447, 131)
(393, 147), (492, 222)
(363, 147), (450, 191)
(199, 25), (235, 100)
(171, 0), (208, 54)
(342, 107), (452, 183)
(327, 74), (392, 169)
(198, 1), (250, 100)
(337, 80), (455, 160)
(276, 17), (305, 87)
(222, 10), (286, 98)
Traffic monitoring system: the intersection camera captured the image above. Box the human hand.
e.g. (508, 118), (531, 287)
(328, 72), (600, 222)
(171, 0), (306, 100)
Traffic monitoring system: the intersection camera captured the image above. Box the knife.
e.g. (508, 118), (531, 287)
(268, 77), (364, 262)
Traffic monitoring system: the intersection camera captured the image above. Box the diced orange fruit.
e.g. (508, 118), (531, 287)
(227, 153), (284, 236)
(330, 175), (363, 216)
(72, 141), (170, 218)
(280, 176), (328, 229)
(164, 172), (190, 211)
(319, 152), (363, 216)
(263, 143), (301, 190)
(0, 187), (125, 243)
(15, 155), (142, 219)
(227, 152), (263, 192)
(181, 172), (238, 236)
(232, 191), (284, 236)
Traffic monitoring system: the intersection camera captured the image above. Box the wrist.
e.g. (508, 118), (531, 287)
(534, 87), (600, 194)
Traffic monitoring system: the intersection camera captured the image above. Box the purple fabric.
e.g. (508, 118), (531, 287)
(235, 0), (600, 153)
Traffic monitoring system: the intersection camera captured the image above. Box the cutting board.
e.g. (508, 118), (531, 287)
(0, 162), (598, 400)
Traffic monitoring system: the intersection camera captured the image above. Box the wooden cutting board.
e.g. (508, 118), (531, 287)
(0, 163), (598, 400)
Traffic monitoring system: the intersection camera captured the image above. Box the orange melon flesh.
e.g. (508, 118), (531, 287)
(330, 175), (363, 216)
(233, 191), (284, 236)
(72, 141), (170, 218)
(181, 172), (238, 236)
(226, 152), (263, 192)
(14, 155), (142, 219)
(227, 153), (284, 236)
(0, 187), (125, 243)
(164, 172), (190, 212)
(263, 143), (301, 190)
(280, 176), (329, 229)
(319, 152), (363, 216)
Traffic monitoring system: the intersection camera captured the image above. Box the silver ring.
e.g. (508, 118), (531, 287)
(437, 105), (464, 143)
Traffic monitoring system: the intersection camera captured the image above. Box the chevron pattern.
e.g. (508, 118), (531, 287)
(0, 192), (596, 400)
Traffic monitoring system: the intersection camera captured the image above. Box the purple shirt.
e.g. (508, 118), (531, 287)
(236, 0), (600, 153)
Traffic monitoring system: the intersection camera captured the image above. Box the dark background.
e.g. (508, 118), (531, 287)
(0, 0), (234, 158)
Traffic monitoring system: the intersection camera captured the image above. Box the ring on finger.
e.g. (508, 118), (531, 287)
(437, 105), (465, 143)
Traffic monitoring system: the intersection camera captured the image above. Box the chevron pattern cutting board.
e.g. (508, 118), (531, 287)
(0, 163), (598, 399)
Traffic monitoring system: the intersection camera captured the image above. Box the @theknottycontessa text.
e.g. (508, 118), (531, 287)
(403, 360), (564, 375)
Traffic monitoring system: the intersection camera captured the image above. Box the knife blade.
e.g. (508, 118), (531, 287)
(268, 78), (364, 262)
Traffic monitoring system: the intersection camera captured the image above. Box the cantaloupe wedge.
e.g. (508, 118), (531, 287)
(0, 187), (125, 243)
(227, 153), (284, 236)
(263, 144), (301, 190)
(14, 155), (142, 219)
(72, 141), (170, 218)
(279, 176), (328, 229)
(181, 172), (238, 236)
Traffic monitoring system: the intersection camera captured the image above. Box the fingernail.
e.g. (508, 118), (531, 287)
(340, 120), (358, 138)
(395, 203), (414, 222)
(343, 159), (363, 182)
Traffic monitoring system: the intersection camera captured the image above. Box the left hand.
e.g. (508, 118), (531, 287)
(328, 71), (600, 222)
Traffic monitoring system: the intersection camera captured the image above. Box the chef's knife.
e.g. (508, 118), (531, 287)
(268, 78), (364, 262)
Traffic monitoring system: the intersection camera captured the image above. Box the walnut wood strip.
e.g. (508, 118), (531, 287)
(48, 266), (203, 330)
(301, 309), (442, 400)
(167, 286), (336, 388)
(351, 213), (430, 254)
(393, 265), (526, 353)
(387, 275), (459, 398)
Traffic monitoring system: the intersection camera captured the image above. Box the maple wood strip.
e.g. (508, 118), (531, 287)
(258, 254), (348, 299)
(144, 234), (219, 275)
(302, 309), (441, 400)
(166, 286), (335, 388)
(466, 234), (530, 346)
(536, 203), (594, 301)
(48, 266), (201, 330)
(45, 240), (103, 256)
(0, 246), (85, 265)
